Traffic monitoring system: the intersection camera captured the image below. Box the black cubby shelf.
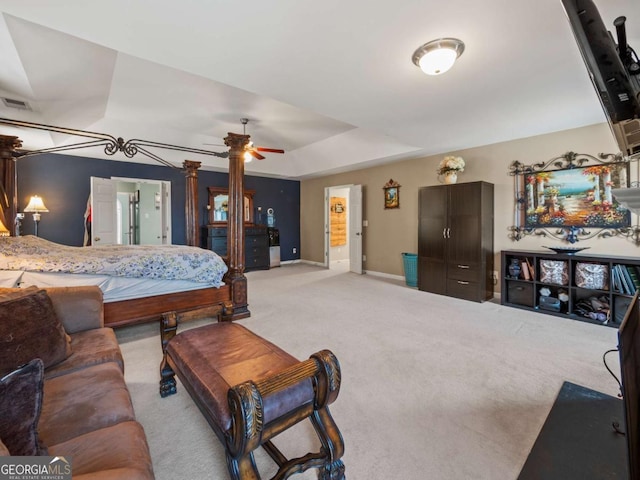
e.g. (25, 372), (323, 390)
(501, 249), (640, 328)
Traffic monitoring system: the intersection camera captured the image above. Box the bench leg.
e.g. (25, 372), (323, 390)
(159, 361), (177, 397)
(226, 452), (260, 480)
(318, 460), (346, 480)
(312, 407), (345, 480)
(159, 312), (178, 397)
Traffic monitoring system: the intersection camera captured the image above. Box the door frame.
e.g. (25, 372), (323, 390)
(324, 184), (363, 273)
(94, 176), (172, 245)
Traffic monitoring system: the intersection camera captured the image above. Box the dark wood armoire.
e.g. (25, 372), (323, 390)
(418, 181), (494, 302)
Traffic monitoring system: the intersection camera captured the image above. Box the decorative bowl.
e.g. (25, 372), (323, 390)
(542, 246), (590, 255)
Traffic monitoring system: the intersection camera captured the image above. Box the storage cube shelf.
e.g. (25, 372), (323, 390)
(501, 249), (640, 328)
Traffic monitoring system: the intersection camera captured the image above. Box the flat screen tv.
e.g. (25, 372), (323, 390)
(619, 291), (640, 479)
(561, 0), (640, 158)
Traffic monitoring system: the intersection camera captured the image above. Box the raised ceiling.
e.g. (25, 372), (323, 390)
(0, 0), (638, 179)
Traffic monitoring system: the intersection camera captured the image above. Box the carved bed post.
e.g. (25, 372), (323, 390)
(223, 132), (250, 319)
(0, 135), (21, 236)
(183, 160), (201, 246)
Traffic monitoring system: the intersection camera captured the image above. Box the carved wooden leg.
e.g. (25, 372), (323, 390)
(159, 312), (178, 397)
(159, 361), (177, 398)
(226, 381), (264, 479)
(226, 452), (261, 480)
(311, 407), (345, 480)
(317, 460), (346, 480)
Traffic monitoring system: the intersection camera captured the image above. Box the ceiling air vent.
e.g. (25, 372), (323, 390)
(1, 97), (31, 110)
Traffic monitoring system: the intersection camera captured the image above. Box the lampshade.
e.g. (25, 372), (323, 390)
(0, 218), (9, 237)
(412, 38), (465, 75)
(24, 195), (49, 213)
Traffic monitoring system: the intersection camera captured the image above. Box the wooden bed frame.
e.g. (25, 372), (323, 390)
(0, 131), (252, 327)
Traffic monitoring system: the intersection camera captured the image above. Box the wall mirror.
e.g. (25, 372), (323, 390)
(207, 187), (255, 225)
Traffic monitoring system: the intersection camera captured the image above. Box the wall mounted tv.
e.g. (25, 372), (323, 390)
(561, 0), (640, 158)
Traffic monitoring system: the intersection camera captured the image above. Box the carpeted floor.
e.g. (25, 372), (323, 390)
(115, 263), (621, 479)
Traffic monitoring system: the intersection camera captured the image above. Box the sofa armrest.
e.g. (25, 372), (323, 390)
(44, 286), (104, 334)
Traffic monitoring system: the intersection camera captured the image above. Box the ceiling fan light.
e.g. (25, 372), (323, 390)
(244, 151), (253, 162)
(412, 38), (465, 75)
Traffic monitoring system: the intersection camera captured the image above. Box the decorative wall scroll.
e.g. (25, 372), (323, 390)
(383, 179), (400, 209)
(509, 151), (640, 244)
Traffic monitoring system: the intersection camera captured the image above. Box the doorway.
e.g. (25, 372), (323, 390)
(324, 184), (362, 273)
(90, 176), (171, 246)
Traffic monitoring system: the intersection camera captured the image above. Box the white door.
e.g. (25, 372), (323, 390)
(90, 177), (117, 245)
(349, 184), (363, 274)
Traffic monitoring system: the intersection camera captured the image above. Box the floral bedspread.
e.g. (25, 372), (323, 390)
(0, 236), (228, 286)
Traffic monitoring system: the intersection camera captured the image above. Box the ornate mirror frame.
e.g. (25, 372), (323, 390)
(508, 151), (640, 244)
(207, 187), (255, 225)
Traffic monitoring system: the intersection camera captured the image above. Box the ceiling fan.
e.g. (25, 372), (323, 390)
(240, 118), (285, 161)
(205, 118), (285, 161)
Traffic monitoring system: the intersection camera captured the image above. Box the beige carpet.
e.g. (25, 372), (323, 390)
(116, 263), (621, 479)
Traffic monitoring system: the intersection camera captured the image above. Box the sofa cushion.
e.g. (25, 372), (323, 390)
(44, 286), (104, 334)
(0, 358), (47, 456)
(0, 288), (72, 375)
(44, 328), (124, 379)
(39, 362), (136, 447)
(48, 421), (154, 480)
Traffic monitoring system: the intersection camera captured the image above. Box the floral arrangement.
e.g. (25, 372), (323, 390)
(437, 156), (465, 175)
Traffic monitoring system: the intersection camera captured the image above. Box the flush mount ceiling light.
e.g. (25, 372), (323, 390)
(412, 38), (465, 75)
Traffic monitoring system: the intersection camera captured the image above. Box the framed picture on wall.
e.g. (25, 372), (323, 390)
(524, 162), (630, 229)
(383, 179), (400, 209)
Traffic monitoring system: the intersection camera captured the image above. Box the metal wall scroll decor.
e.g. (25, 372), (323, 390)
(508, 151), (640, 245)
(383, 178), (400, 209)
(0, 117), (229, 170)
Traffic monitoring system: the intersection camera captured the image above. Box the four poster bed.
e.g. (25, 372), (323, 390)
(0, 132), (252, 328)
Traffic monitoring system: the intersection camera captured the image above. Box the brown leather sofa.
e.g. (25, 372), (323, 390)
(0, 286), (154, 479)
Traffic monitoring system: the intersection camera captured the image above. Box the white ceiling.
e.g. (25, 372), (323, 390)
(0, 0), (638, 179)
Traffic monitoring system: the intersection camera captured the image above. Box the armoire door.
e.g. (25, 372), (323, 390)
(418, 186), (447, 294)
(446, 183), (484, 300)
(447, 183), (481, 265)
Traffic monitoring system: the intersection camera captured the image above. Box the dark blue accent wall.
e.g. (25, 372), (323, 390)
(16, 153), (300, 261)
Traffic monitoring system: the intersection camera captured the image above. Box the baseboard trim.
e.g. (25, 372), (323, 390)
(280, 259), (301, 265)
(299, 259), (326, 267)
(295, 261), (411, 284)
(363, 270), (405, 282)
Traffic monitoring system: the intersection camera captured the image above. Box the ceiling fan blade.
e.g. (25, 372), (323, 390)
(250, 150), (266, 160)
(255, 147), (285, 154)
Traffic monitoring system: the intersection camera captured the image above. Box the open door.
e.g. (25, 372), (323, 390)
(349, 184), (363, 274)
(324, 184), (363, 273)
(90, 177), (117, 245)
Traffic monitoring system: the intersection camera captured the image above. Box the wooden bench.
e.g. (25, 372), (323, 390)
(158, 307), (346, 480)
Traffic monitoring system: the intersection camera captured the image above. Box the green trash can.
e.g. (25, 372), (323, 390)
(402, 253), (418, 287)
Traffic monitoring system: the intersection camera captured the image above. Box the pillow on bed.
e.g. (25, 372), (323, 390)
(0, 358), (47, 456)
(0, 287), (72, 375)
